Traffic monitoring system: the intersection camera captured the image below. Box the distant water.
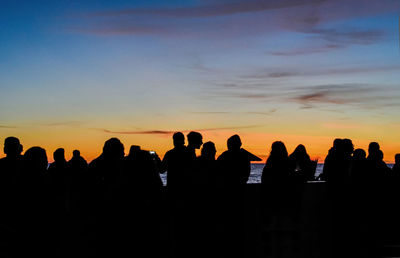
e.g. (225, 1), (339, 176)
(248, 163), (324, 184)
(160, 163), (394, 185)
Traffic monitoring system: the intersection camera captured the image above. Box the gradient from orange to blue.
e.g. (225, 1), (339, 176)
(1, 0), (400, 162)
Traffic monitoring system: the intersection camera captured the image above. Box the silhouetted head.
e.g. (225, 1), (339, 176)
(290, 144), (309, 159)
(377, 150), (384, 161)
(333, 138), (342, 149)
(72, 150), (80, 158)
(395, 154), (400, 164)
(201, 141), (216, 160)
(269, 141), (288, 160)
(4, 136), (23, 158)
(128, 145), (141, 157)
(343, 138), (354, 156)
(187, 131), (203, 149)
(24, 146), (48, 171)
(102, 138), (124, 160)
(368, 142), (380, 153)
(53, 148), (66, 163)
(353, 148), (366, 161)
(227, 135), (242, 151)
(172, 132), (185, 148)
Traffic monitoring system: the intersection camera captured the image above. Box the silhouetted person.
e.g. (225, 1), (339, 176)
(48, 148), (69, 206)
(348, 148), (374, 257)
(18, 147), (51, 257)
(217, 135), (251, 258)
(349, 148), (368, 183)
(160, 132), (191, 258)
(289, 144), (317, 182)
(0, 137), (23, 257)
(186, 131), (203, 158)
(160, 132), (190, 198)
(218, 135), (251, 187)
(68, 150), (87, 170)
(47, 148), (70, 255)
(196, 141), (218, 187)
(261, 141), (299, 257)
(319, 138), (354, 257)
(110, 145), (164, 257)
(193, 141), (220, 257)
(65, 150), (88, 256)
(87, 138), (125, 257)
(67, 149), (88, 216)
(186, 131), (203, 187)
(393, 154), (400, 174)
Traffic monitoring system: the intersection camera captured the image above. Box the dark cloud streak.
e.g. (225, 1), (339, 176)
(92, 0), (326, 18)
(102, 125), (263, 135)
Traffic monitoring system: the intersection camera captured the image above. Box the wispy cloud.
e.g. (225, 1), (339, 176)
(308, 28), (386, 45)
(91, 0), (326, 18)
(69, 0), (399, 42)
(39, 121), (85, 127)
(0, 125), (17, 129)
(322, 122), (361, 129)
(206, 81), (400, 110)
(189, 110), (277, 116)
(103, 129), (173, 135)
(242, 64), (400, 80)
(269, 44), (343, 56)
(288, 84), (398, 109)
(102, 124), (262, 135)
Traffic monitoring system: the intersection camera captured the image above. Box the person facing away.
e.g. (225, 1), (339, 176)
(366, 142), (391, 182)
(288, 144), (317, 182)
(320, 138), (353, 185)
(196, 141), (218, 187)
(217, 135), (251, 258)
(0, 136), (23, 185)
(18, 146), (52, 257)
(88, 137), (125, 190)
(48, 148), (68, 185)
(68, 150), (87, 171)
(66, 150), (88, 220)
(86, 138), (125, 257)
(349, 148), (368, 184)
(122, 145), (163, 199)
(0, 137), (24, 198)
(0, 137), (24, 256)
(261, 141), (295, 218)
(217, 134), (251, 187)
(47, 148), (70, 216)
(160, 132), (191, 198)
(393, 154), (400, 174)
(111, 145), (164, 258)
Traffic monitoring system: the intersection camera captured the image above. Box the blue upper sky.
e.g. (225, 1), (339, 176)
(1, 0), (400, 160)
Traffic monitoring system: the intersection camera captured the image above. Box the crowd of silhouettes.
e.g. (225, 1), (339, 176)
(0, 134), (399, 258)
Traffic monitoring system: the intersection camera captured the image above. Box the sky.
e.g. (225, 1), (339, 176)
(1, 0), (400, 162)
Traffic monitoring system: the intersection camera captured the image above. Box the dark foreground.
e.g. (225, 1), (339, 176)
(1, 182), (399, 258)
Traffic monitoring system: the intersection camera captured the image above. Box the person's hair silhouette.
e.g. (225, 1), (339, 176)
(201, 141), (216, 160)
(353, 148), (366, 160)
(4, 136), (23, 158)
(187, 131), (203, 150)
(72, 150), (81, 158)
(102, 138), (125, 160)
(53, 148), (66, 163)
(289, 144), (317, 181)
(227, 134), (241, 151)
(24, 146), (48, 171)
(173, 132), (185, 148)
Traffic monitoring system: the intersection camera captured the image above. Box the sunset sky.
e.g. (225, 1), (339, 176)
(1, 0), (400, 162)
